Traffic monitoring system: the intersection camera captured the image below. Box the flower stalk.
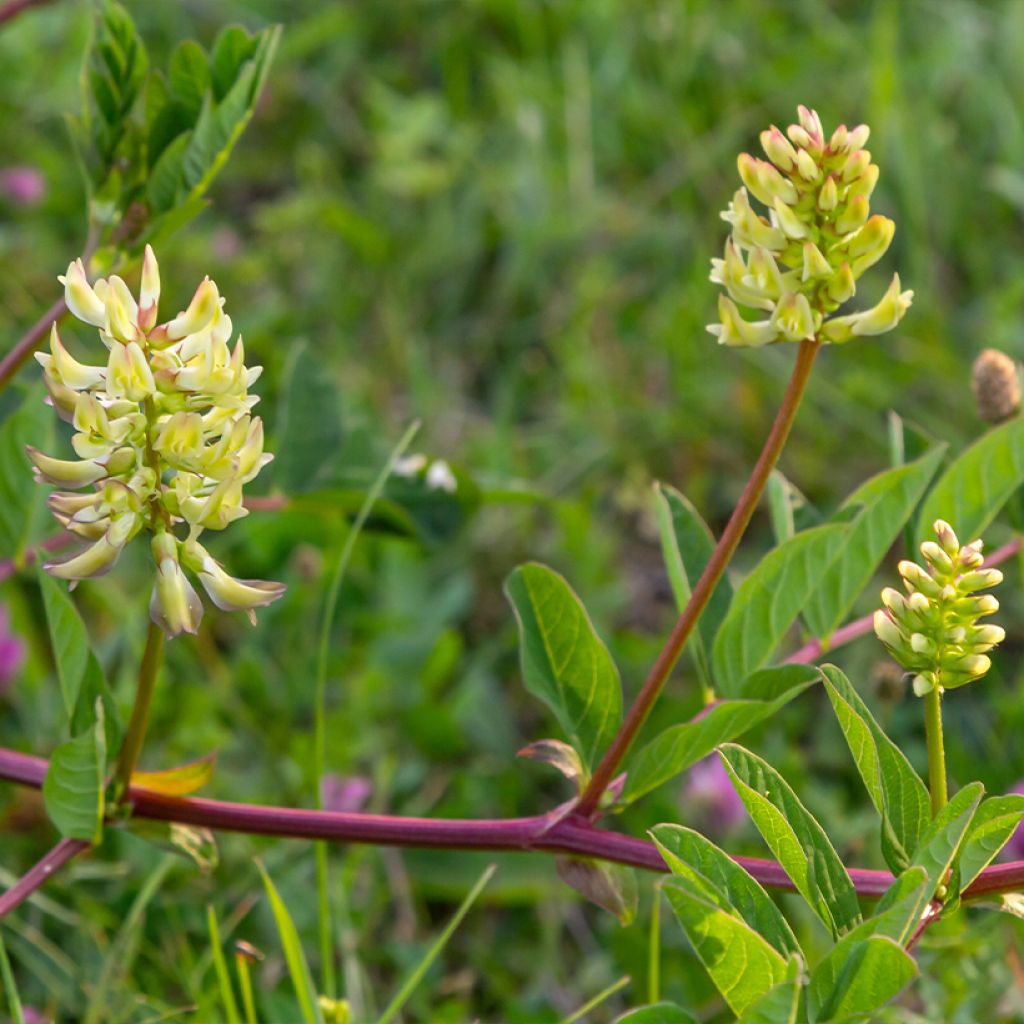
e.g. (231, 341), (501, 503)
(113, 620), (165, 800)
(923, 687), (947, 815)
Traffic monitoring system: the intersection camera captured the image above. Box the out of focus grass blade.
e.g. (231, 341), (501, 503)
(0, 929), (25, 1024)
(559, 974), (630, 1024)
(256, 859), (323, 1024)
(377, 863), (496, 1024)
(207, 904), (241, 1024)
(84, 857), (174, 1024)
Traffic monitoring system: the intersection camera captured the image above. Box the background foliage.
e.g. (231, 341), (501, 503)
(3, 0), (1024, 1020)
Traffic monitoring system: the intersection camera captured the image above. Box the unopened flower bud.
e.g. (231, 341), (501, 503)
(138, 245), (161, 332)
(801, 243), (832, 282)
(44, 514), (136, 580)
(846, 216), (896, 277)
(760, 126), (798, 172)
(919, 541), (954, 575)
(59, 258), (105, 327)
(835, 194), (870, 235)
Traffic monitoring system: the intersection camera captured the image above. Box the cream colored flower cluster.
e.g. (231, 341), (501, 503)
(874, 520), (1004, 696)
(709, 105), (912, 347)
(30, 247), (284, 637)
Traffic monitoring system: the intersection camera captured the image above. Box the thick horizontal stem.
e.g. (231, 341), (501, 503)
(2, 745), (1018, 902)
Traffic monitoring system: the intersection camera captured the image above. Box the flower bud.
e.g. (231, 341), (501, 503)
(27, 446), (108, 487)
(44, 513), (136, 580)
(760, 126), (798, 172)
(150, 533), (203, 638)
(933, 520), (959, 557)
(817, 175), (838, 212)
(138, 244), (161, 332)
(835, 194), (869, 235)
(795, 148), (819, 183)
(824, 262), (856, 305)
(957, 568), (1003, 593)
(59, 258), (105, 327)
(36, 324), (105, 391)
(845, 164), (880, 200)
(771, 196), (810, 240)
(801, 242), (832, 282)
(158, 277), (220, 342)
(107, 341), (155, 402)
(873, 610), (905, 650)
(103, 276), (142, 344)
(918, 540), (953, 574)
(846, 216), (896, 277)
(840, 149), (872, 184)
(738, 154), (798, 206)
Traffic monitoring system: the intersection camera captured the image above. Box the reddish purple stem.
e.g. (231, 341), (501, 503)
(0, 836), (89, 919)
(8, 744), (1020, 902)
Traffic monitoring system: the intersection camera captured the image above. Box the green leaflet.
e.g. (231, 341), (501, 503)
(206, 904), (241, 1024)
(712, 522), (849, 695)
(504, 563), (622, 769)
(256, 860), (323, 1024)
(820, 665), (930, 873)
(810, 935), (916, 1024)
(0, 390), (51, 559)
(143, 23), (279, 224)
(43, 704), (107, 844)
(915, 416), (1024, 548)
(38, 569), (122, 751)
(955, 794), (1024, 896)
(622, 665), (816, 805)
(650, 824), (801, 959)
(275, 341), (346, 494)
(877, 781), (983, 914)
(808, 867), (929, 1020)
(719, 745), (862, 938)
(662, 879), (790, 1016)
(801, 448), (944, 639)
(736, 960), (804, 1024)
(653, 483), (734, 689)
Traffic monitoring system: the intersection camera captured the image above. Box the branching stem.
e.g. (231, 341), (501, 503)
(576, 338), (821, 817)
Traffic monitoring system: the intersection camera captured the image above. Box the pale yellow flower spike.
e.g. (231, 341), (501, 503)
(30, 250), (285, 636)
(708, 106), (912, 348)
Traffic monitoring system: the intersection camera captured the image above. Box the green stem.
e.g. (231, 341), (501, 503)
(576, 338), (821, 817)
(114, 620), (165, 799)
(924, 686), (947, 816)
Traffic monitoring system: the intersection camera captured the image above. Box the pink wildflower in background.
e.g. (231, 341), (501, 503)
(681, 755), (746, 836)
(321, 773), (372, 814)
(0, 604), (25, 693)
(0, 166), (44, 206)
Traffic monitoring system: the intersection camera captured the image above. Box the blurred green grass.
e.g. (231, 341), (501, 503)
(3, 0), (1024, 1020)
